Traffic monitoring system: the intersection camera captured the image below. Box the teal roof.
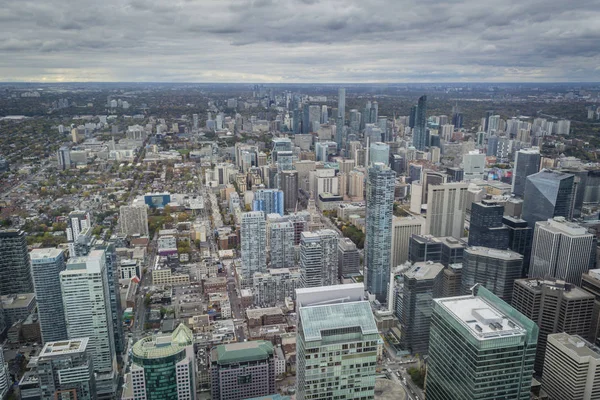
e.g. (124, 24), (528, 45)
(300, 300), (378, 342)
(132, 323), (193, 359)
(215, 340), (274, 365)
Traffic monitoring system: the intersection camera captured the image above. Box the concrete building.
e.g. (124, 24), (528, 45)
(241, 212), (267, 281)
(211, 341), (275, 400)
(581, 269), (600, 345)
(66, 210), (92, 256)
(123, 324), (196, 400)
(338, 237), (360, 277)
(529, 217), (595, 286)
(425, 183), (469, 239)
(57, 146), (71, 170)
(462, 151), (486, 181)
(511, 279), (594, 376)
(542, 333), (600, 400)
(296, 285), (379, 400)
(300, 230), (339, 288)
(119, 205), (149, 237)
(348, 169), (365, 200)
(37, 338), (96, 400)
(0, 229), (34, 296)
(1, 293), (36, 327)
(268, 221), (295, 269)
(253, 269), (302, 307)
(391, 216), (425, 268)
(0, 347), (7, 399)
(29, 248), (68, 343)
(426, 286), (538, 400)
(60, 250), (117, 399)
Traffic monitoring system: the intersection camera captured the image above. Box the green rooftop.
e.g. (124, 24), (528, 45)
(132, 323), (193, 360)
(300, 300), (378, 342)
(213, 340), (274, 365)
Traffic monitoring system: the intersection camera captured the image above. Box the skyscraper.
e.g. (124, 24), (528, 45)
(119, 205), (149, 236)
(60, 250), (118, 399)
(0, 229), (33, 295)
(0, 346), (7, 400)
(279, 170), (298, 213)
(400, 262), (444, 355)
(461, 247), (523, 302)
(57, 146), (71, 170)
(511, 278), (594, 375)
(253, 189), (284, 216)
(521, 169), (575, 227)
(337, 88), (345, 127)
(300, 230), (338, 288)
(365, 163), (396, 302)
(542, 333), (600, 400)
(412, 95), (427, 151)
(29, 248), (68, 343)
(391, 216), (425, 268)
(425, 182), (469, 239)
(468, 201), (509, 249)
(462, 151), (486, 181)
(241, 212), (267, 280)
(529, 217), (595, 285)
(512, 148), (541, 197)
(368, 142), (389, 166)
(66, 210), (92, 256)
(426, 286), (538, 400)
(268, 221), (295, 269)
(37, 338), (96, 400)
(296, 284), (378, 400)
(337, 237), (360, 278)
(123, 324), (196, 400)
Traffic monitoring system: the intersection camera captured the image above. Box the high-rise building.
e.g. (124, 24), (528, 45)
(279, 170), (298, 213)
(0, 229), (33, 296)
(425, 183), (469, 239)
(336, 88), (346, 148)
(391, 216), (425, 268)
(426, 286), (538, 400)
(462, 151), (486, 181)
(529, 217), (595, 285)
(119, 205), (149, 237)
(400, 262), (444, 355)
(412, 95), (427, 151)
(37, 338), (96, 400)
(268, 221), (295, 269)
(296, 284), (379, 400)
(542, 333), (600, 400)
(60, 250), (118, 399)
(253, 189), (284, 216)
(468, 201), (509, 249)
(461, 247), (523, 302)
(123, 324), (196, 400)
(253, 268), (302, 307)
(241, 212), (267, 280)
(66, 210), (92, 256)
(338, 237), (360, 278)
(211, 341), (275, 400)
(348, 169), (365, 200)
(29, 248), (68, 343)
(0, 345), (7, 399)
(300, 230), (338, 288)
(368, 142), (389, 166)
(522, 169), (575, 227)
(408, 234), (442, 264)
(581, 269), (600, 344)
(365, 163), (396, 302)
(512, 148), (541, 197)
(511, 279), (594, 375)
(57, 146), (71, 170)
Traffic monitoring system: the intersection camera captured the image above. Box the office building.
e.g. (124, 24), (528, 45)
(296, 285), (379, 400)
(439, 236), (466, 266)
(462, 151), (486, 181)
(29, 248), (68, 343)
(392, 217), (425, 268)
(300, 230), (338, 288)
(408, 234), (442, 264)
(279, 170), (298, 213)
(0, 229), (33, 296)
(426, 286), (538, 400)
(425, 183), (469, 239)
(468, 201), (509, 249)
(253, 189), (284, 216)
(336, 88), (346, 148)
(522, 169), (575, 227)
(57, 146), (71, 170)
(412, 95), (427, 151)
(60, 250), (117, 399)
(511, 279), (594, 375)
(0, 346), (7, 399)
(348, 169), (365, 200)
(581, 269), (600, 344)
(512, 148), (540, 197)
(338, 237), (360, 277)
(66, 210), (92, 256)
(37, 338), (96, 400)
(211, 341), (275, 400)
(365, 163), (396, 302)
(119, 205), (149, 237)
(461, 247), (523, 302)
(400, 262), (444, 355)
(368, 142), (389, 166)
(241, 212), (267, 280)
(442, 263), (463, 297)
(268, 221), (295, 269)
(529, 217), (595, 285)
(123, 324), (196, 400)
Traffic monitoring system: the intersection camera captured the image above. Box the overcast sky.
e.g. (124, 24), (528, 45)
(1, 0), (599, 83)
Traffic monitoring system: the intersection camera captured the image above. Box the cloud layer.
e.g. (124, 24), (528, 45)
(1, 0), (599, 82)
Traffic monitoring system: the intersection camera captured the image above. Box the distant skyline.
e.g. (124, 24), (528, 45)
(1, 0), (599, 83)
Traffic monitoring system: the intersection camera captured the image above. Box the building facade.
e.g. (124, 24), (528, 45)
(0, 229), (34, 296)
(338, 237), (360, 277)
(300, 230), (339, 288)
(241, 212), (267, 281)
(391, 216), (425, 269)
(521, 170), (575, 227)
(468, 201), (509, 249)
(425, 183), (469, 239)
(512, 148), (540, 197)
(119, 205), (149, 237)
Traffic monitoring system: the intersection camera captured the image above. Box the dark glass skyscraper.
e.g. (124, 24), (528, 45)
(412, 95), (427, 151)
(521, 170), (575, 227)
(0, 229), (33, 296)
(468, 201), (509, 249)
(512, 149), (541, 197)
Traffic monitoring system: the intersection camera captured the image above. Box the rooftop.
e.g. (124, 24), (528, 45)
(213, 340), (274, 365)
(246, 307), (284, 319)
(1, 293), (35, 309)
(40, 338), (89, 358)
(436, 295), (527, 341)
(300, 300), (378, 342)
(132, 323), (193, 360)
(548, 333), (600, 361)
(537, 217), (590, 236)
(515, 279), (593, 299)
(405, 262), (444, 280)
(29, 247), (64, 260)
(530, 169), (574, 182)
(466, 247), (523, 260)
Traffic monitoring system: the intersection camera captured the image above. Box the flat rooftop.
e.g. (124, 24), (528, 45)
(300, 300), (378, 342)
(213, 340), (274, 365)
(40, 338), (88, 357)
(30, 247), (63, 259)
(549, 333), (600, 360)
(436, 295), (526, 341)
(405, 262), (444, 280)
(1, 293), (35, 308)
(466, 247), (523, 260)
